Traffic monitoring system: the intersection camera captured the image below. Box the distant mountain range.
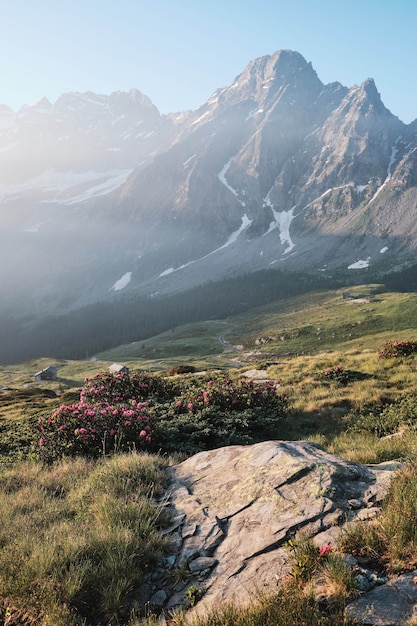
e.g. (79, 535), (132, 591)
(1, 49), (416, 317)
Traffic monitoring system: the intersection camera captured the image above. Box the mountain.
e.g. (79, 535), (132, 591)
(1, 49), (417, 319)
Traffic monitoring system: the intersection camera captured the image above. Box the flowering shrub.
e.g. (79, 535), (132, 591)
(150, 376), (289, 455)
(38, 371), (290, 460)
(379, 340), (417, 358)
(38, 398), (153, 461)
(322, 365), (349, 386)
(174, 377), (287, 414)
(81, 371), (176, 404)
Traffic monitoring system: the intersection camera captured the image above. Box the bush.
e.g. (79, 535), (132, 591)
(321, 365), (349, 386)
(346, 394), (417, 437)
(168, 364), (196, 375)
(37, 372), (290, 461)
(81, 371), (176, 404)
(38, 398), (153, 462)
(379, 340), (417, 358)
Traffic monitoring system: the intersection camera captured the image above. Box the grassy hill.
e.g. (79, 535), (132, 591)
(2, 283), (417, 624)
(95, 284), (417, 367)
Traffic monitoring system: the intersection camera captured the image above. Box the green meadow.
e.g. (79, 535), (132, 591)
(2, 282), (417, 624)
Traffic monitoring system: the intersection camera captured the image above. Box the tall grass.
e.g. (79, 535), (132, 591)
(341, 461), (417, 571)
(0, 453), (171, 625)
(134, 588), (351, 626)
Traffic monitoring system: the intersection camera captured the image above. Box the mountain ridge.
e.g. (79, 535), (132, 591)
(1, 49), (416, 320)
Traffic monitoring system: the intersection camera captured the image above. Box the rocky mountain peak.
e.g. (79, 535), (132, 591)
(226, 49), (322, 104)
(1, 50), (417, 319)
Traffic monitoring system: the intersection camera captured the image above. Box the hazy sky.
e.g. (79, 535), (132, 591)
(1, 0), (416, 123)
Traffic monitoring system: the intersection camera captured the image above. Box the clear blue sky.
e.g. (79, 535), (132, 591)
(1, 0), (416, 123)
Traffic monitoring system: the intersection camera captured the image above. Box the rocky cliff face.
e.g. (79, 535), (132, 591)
(1, 50), (416, 315)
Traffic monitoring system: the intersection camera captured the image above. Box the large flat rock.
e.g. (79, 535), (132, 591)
(160, 440), (398, 615)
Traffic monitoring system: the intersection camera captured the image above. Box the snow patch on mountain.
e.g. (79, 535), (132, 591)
(22, 221), (50, 233)
(348, 258), (371, 269)
(183, 154), (197, 168)
(110, 272), (132, 291)
(263, 190), (296, 253)
(0, 169), (132, 204)
(218, 159), (245, 206)
(55, 170), (133, 205)
(264, 208), (296, 254)
(159, 214), (253, 277)
(363, 136), (402, 209)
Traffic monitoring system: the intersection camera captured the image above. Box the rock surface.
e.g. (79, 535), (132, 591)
(144, 440), (400, 618)
(345, 569), (417, 625)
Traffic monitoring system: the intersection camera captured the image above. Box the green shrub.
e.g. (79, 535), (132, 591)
(150, 377), (289, 455)
(346, 394), (417, 437)
(168, 364), (196, 375)
(37, 373), (290, 460)
(81, 371), (177, 404)
(379, 340), (417, 358)
(38, 399), (154, 462)
(321, 365), (349, 386)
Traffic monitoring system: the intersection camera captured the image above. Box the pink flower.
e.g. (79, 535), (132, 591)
(140, 430), (147, 437)
(39, 438), (46, 446)
(187, 403), (194, 410)
(176, 400), (182, 406)
(319, 543), (332, 557)
(109, 429), (117, 436)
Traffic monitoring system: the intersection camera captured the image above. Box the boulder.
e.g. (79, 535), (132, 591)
(345, 569), (417, 625)
(150, 440), (399, 616)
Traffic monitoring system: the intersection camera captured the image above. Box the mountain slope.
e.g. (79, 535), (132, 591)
(1, 50), (417, 318)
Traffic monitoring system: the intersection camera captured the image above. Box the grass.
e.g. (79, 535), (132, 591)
(0, 453), (171, 625)
(2, 283), (417, 624)
(340, 461), (417, 571)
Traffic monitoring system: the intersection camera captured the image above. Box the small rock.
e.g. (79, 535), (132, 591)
(189, 557), (218, 573)
(150, 589), (168, 607)
(356, 573), (373, 592)
(348, 498), (363, 510)
(346, 568), (417, 625)
(342, 553), (358, 568)
(356, 506), (380, 521)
